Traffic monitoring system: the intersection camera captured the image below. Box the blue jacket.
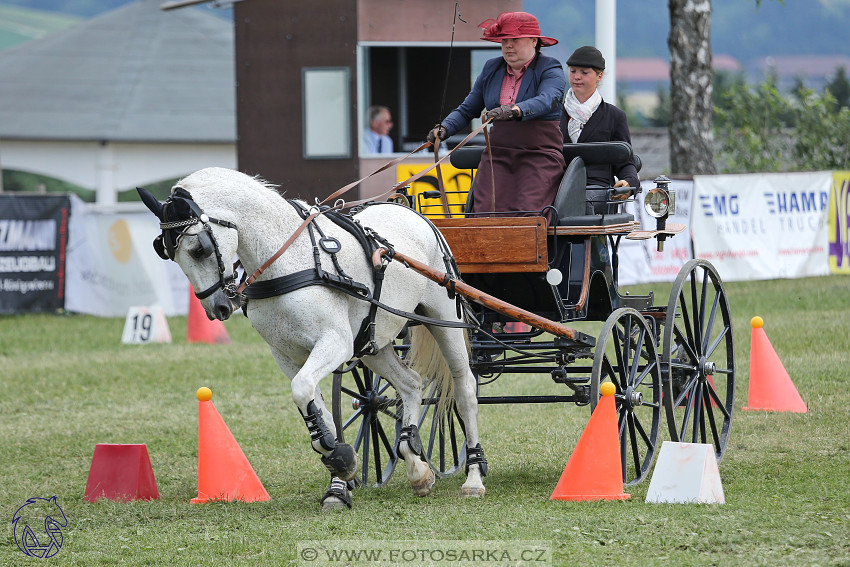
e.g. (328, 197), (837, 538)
(441, 53), (566, 137)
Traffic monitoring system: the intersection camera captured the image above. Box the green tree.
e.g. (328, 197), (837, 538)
(793, 88), (850, 170)
(1, 170), (95, 201)
(0, 170), (178, 202)
(790, 76), (808, 102)
(825, 66), (850, 109)
(649, 85), (671, 128)
(715, 79), (850, 172)
(715, 80), (792, 172)
(713, 70), (746, 111)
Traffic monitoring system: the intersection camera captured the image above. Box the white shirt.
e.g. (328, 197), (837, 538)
(363, 130), (393, 154)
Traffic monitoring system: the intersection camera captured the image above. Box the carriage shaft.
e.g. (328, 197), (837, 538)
(373, 248), (578, 340)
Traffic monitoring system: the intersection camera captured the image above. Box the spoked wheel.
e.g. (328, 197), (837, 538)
(332, 363), (401, 487)
(417, 378), (467, 478)
(590, 307), (662, 485)
(662, 259), (735, 461)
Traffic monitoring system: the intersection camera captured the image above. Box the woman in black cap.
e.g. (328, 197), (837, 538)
(560, 46), (640, 213)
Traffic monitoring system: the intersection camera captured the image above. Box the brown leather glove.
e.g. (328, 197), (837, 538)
(484, 104), (520, 121)
(427, 124), (448, 144)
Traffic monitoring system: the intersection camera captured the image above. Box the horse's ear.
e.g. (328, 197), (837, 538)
(136, 187), (164, 220)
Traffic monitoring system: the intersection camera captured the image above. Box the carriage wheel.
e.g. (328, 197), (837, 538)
(590, 307), (662, 486)
(417, 377), (467, 478)
(661, 259), (735, 462)
(332, 364), (401, 487)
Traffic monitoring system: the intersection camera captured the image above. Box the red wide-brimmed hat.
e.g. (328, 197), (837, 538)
(479, 12), (558, 47)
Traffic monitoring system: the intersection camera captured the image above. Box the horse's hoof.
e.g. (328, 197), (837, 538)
(321, 496), (350, 511)
(321, 443), (358, 482)
(410, 468), (435, 497)
(321, 478), (353, 510)
(460, 485), (486, 498)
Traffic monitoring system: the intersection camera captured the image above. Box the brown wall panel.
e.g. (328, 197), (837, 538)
(235, 0), (358, 202)
(235, 0), (520, 203)
(358, 0), (521, 42)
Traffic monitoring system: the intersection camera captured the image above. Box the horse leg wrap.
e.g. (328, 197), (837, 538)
(321, 443), (358, 481)
(321, 476), (354, 510)
(300, 400), (336, 453)
(398, 424), (427, 463)
(466, 443), (488, 476)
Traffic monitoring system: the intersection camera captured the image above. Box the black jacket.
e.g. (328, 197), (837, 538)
(559, 100), (640, 189)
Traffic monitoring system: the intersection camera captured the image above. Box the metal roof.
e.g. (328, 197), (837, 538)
(0, 0), (235, 143)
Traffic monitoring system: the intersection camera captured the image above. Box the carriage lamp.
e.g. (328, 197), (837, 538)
(644, 176), (675, 219)
(644, 176), (676, 252)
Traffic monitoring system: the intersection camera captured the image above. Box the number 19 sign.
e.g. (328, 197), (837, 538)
(121, 306), (172, 344)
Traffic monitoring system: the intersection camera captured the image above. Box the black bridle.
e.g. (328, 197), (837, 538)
(154, 188), (239, 300)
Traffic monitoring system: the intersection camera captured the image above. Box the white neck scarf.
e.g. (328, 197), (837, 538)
(563, 88), (602, 142)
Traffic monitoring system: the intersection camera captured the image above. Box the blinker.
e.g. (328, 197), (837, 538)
(196, 230), (215, 258)
(153, 235), (170, 260)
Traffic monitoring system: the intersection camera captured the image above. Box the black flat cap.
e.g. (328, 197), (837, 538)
(566, 46), (605, 70)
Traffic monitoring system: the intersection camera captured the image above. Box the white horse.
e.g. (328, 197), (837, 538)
(137, 167), (486, 509)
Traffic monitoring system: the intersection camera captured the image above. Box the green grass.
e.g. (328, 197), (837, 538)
(1, 275), (849, 566)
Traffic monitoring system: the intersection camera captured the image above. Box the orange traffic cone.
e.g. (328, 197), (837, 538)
(187, 286), (231, 344)
(191, 387), (270, 503)
(550, 382), (630, 501)
(743, 316), (807, 413)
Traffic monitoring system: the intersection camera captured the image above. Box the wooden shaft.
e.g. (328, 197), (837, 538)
(373, 248), (577, 340)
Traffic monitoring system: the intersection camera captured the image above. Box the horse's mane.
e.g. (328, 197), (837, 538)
(175, 167), (282, 201)
(250, 174), (281, 194)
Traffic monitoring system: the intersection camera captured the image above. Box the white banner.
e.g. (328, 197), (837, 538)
(65, 197), (189, 316)
(618, 178), (694, 286)
(692, 172), (831, 281)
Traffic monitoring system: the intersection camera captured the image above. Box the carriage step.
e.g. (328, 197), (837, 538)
(550, 367), (589, 385)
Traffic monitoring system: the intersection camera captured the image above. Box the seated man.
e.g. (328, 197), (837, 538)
(363, 106), (394, 154)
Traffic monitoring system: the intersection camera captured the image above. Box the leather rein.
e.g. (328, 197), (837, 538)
(229, 118), (494, 300)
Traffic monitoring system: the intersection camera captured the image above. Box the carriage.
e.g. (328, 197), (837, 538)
(330, 141), (735, 488)
(138, 139), (734, 508)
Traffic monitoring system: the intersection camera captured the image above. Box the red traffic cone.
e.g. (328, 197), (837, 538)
(550, 382), (630, 501)
(743, 316), (807, 413)
(187, 286), (231, 344)
(84, 444), (160, 502)
(191, 387), (270, 503)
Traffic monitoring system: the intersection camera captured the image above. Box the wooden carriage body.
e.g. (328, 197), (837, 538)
(332, 141), (736, 490)
(429, 142), (655, 326)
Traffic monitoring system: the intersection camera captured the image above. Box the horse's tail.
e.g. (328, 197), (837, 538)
(405, 325), (461, 422)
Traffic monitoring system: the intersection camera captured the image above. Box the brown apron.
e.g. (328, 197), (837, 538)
(471, 120), (565, 218)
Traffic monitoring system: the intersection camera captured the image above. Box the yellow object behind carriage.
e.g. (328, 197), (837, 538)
(396, 163), (471, 218)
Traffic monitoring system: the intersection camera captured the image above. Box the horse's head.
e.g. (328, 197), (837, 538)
(137, 186), (239, 321)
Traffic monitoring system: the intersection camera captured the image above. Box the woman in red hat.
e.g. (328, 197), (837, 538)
(560, 46), (640, 213)
(427, 12), (566, 217)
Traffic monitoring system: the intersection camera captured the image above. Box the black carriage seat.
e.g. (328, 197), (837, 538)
(449, 141), (640, 227)
(555, 141), (640, 226)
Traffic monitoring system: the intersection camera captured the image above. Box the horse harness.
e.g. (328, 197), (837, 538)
(153, 190), (470, 358)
